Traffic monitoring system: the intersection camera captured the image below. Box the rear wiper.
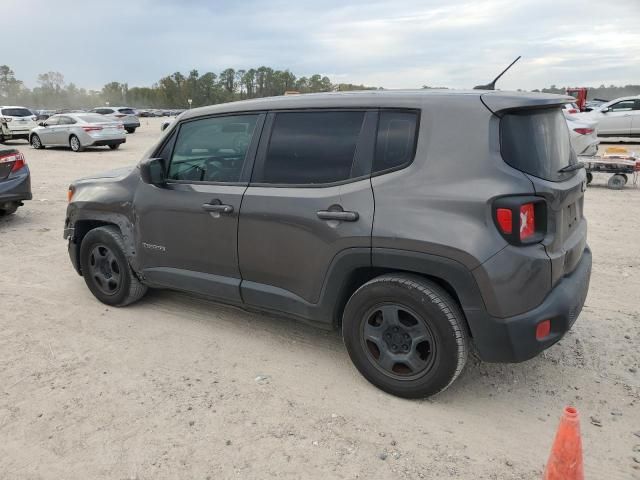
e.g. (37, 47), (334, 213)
(558, 163), (584, 173)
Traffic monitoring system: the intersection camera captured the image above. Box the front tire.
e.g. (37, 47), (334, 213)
(125, 127), (136, 134)
(69, 135), (84, 152)
(342, 274), (468, 398)
(31, 134), (44, 149)
(79, 226), (148, 306)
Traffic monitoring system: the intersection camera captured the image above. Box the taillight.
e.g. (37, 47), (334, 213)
(67, 185), (75, 202)
(82, 126), (103, 132)
(493, 196), (546, 245)
(573, 128), (594, 135)
(567, 109), (578, 114)
(0, 151), (26, 172)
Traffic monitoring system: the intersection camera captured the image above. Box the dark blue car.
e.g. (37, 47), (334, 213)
(0, 148), (31, 215)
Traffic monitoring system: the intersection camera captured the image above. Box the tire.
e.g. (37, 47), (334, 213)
(79, 226), (148, 306)
(607, 174), (626, 190)
(620, 174), (628, 184)
(0, 134), (5, 144)
(108, 144), (120, 150)
(0, 202), (19, 216)
(69, 135), (84, 152)
(342, 273), (468, 398)
(125, 127), (136, 134)
(30, 134), (44, 149)
(586, 172), (593, 184)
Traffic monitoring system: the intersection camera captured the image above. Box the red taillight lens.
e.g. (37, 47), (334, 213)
(567, 109), (578, 114)
(519, 203), (535, 240)
(536, 319), (551, 340)
(496, 208), (513, 234)
(82, 126), (103, 132)
(0, 151), (26, 172)
(573, 128), (594, 135)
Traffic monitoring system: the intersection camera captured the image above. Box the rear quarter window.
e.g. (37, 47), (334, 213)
(501, 108), (577, 182)
(373, 110), (418, 174)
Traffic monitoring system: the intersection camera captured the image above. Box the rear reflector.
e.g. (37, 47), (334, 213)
(496, 208), (513, 234)
(536, 319), (551, 340)
(573, 128), (594, 135)
(519, 203), (535, 240)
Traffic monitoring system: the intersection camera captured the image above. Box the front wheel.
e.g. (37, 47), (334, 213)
(79, 226), (148, 306)
(31, 134), (44, 149)
(125, 127), (136, 134)
(69, 135), (84, 152)
(342, 274), (468, 398)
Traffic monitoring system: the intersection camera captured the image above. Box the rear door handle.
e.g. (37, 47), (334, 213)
(317, 210), (359, 222)
(202, 202), (234, 214)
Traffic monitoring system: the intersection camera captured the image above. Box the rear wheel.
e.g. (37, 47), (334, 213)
(0, 134), (5, 144)
(69, 135), (83, 152)
(0, 202), (19, 216)
(125, 127), (136, 134)
(108, 144), (120, 150)
(31, 134), (43, 149)
(586, 172), (593, 184)
(342, 274), (468, 398)
(79, 226), (148, 306)
(607, 174), (626, 190)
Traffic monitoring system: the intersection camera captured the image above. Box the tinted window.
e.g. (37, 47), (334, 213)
(2, 108), (32, 117)
(609, 101), (634, 111)
(168, 114), (258, 183)
(45, 116), (60, 126)
(501, 108), (576, 182)
(58, 116), (76, 125)
(117, 108), (136, 115)
(260, 111), (364, 184)
(373, 111), (418, 173)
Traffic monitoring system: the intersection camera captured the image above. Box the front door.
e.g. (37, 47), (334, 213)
(134, 113), (264, 302)
(238, 110), (376, 315)
(598, 100), (635, 136)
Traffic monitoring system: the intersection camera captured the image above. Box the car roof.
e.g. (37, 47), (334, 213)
(603, 95), (640, 106)
(180, 89), (573, 120)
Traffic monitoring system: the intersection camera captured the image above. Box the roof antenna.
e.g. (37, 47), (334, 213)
(473, 56), (521, 90)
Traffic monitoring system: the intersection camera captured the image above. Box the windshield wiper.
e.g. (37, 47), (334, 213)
(558, 163), (584, 173)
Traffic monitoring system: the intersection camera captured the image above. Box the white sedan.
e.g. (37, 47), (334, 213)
(574, 96), (640, 138)
(565, 115), (599, 156)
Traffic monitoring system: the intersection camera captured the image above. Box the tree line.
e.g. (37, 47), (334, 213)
(0, 65), (377, 109)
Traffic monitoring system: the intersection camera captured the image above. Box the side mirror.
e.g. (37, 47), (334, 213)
(139, 157), (166, 185)
(601, 107), (609, 113)
(38, 122), (45, 127)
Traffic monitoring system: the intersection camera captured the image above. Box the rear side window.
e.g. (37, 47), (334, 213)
(501, 108), (576, 182)
(117, 108), (136, 115)
(2, 108), (32, 117)
(76, 114), (110, 123)
(373, 110), (418, 173)
(259, 111), (365, 184)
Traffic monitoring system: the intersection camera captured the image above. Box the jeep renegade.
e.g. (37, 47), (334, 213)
(64, 90), (592, 398)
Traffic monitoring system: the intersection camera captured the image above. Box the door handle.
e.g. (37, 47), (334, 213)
(317, 210), (359, 222)
(202, 202), (234, 214)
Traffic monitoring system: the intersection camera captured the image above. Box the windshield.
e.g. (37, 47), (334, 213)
(501, 108), (577, 182)
(1, 108), (33, 117)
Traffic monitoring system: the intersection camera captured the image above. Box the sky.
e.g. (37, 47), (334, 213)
(4, 0), (640, 91)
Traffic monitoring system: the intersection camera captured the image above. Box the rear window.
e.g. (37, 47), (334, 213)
(501, 108), (577, 182)
(117, 108), (136, 115)
(1, 108), (33, 117)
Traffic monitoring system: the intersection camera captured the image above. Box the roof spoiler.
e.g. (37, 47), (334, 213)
(473, 56), (521, 91)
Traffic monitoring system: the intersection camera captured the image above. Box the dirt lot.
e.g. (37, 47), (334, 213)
(1, 118), (638, 479)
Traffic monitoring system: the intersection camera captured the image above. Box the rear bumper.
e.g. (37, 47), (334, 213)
(88, 138), (126, 147)
(0, 166), (32, 203)
(470, 246), (592, 362)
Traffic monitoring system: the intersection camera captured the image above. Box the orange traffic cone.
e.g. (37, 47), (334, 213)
(543, 406), (584, 480)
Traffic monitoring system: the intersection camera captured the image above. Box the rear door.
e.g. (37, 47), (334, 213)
(238, 110), (376, 311)
(500, 107), (587, 286)
(134, 113), (264, 302)
(38, 116), (61, 144)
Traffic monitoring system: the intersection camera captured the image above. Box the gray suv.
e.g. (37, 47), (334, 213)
(63, 91), (592, 398)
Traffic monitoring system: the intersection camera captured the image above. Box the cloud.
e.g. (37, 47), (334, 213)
(1, 0), (639, 91)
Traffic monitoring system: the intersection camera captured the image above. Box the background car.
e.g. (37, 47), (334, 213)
(0, 106), (37, 143)
(89, 107), (140, 133)
(575, 95), (640, 137)
(30, 113), (126, 152)
(0, 148), (31, 215)
(565, 115), (599, 156)
(562, 102), (580, 115)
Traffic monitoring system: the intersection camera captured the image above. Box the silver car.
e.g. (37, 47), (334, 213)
(565, 114), (599, 156)
(29, 114), (126, 152)
(89, 107), (140, 134)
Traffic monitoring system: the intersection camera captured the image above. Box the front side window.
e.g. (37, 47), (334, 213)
(258, 111), (365, 184)
(45, 116), (60, 126)
(609, 101), (634, 112)
(167, 114), (259, 183)
(373, 111), (418, 173)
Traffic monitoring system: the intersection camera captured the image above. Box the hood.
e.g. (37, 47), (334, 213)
(75, 165), (136, 183)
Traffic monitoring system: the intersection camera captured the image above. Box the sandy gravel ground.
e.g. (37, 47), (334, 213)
(1, 118), (638, 479)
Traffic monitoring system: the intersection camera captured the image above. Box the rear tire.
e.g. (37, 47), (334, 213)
(79, 226), (148, 306)
(0, 202), (19, 216)
(125, 127), (136, 134)
(69, 135), (84, 152)
(342, 273), (468, 398)
(108, 144), (120, 150)
(586, 172), (593, 184)
(607, 174), (626, 190)
(31, 134), (44, 149)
